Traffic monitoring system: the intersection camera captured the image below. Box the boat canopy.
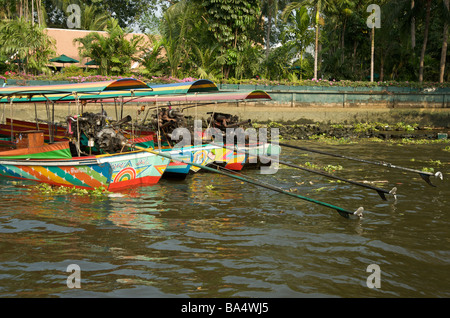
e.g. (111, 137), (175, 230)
(0, 78), (219, 103)
(148, 79), (218, 95)
(97, 90), (272, 105)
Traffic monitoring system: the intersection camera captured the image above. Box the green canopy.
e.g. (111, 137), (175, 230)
(49, 54), (79, 66)
(85, 60), (99, 66)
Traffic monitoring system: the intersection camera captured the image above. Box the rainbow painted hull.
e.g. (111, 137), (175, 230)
(158, 143), (243, 173)
(162, 149), (193, 179)
(0, 150), (170, 191)
(140, 144), (247, 178)
(161, 141), (280, 176)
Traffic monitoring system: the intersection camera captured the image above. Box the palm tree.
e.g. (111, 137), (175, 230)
(281, 6), (314, 80)
(261, 0), (288, 58)
(192, 43), (225, 80)
(75, 18), (143, 75)
(0, 18), (55, 74)
(0, 0), (45, 26)
(282, 0), (326, 79)
(140, 35), (165, 77)
(78, 4), (110, 31)
(158, 0), (198, 77)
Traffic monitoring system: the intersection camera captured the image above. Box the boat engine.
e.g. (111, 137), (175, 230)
(206, 112), (251, 131)
(67, 112), (131, 154)
(95, 125), (129, 153)
(153, 107), (185, 131)
(144, 107), (186, 140)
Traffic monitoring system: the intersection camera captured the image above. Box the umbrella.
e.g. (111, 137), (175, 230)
(10, 58), (25, 64)
(85, 60), (99, 66)
(49, 54), (79, 67)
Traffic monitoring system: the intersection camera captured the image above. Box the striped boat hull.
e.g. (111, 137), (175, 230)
(0, 150), (170, 191)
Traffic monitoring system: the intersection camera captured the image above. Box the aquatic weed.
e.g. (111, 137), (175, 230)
(308, 134), (356, 145)
(32, 184), (112, 197)
(302, 162), (343, 173)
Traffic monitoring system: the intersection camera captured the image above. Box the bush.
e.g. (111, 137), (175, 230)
(2, 71), (449, 89)
(62, 65), (85, 77)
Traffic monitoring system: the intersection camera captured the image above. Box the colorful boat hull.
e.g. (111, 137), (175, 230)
(0, 150), (170, 191)
(163, 150), (193, 179)
(0, 141), (72, 160)
(157, 144), (239, 173)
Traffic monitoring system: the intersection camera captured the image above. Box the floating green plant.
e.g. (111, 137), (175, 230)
(302, 162), (343, 173)
(308, 134), (356, 144)
(421, 167), (435, 173)
(32, 183), (112, 196)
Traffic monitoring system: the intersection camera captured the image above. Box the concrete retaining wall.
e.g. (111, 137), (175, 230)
(218, 84), (450, 109)
(1, 81), (449, 126)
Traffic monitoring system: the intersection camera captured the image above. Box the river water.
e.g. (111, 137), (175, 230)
(0, 139), (449, 299)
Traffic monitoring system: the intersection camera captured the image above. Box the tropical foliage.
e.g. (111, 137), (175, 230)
(0, 18), (55, 75)
(0, 0), (448, 84)
(74, 18), (144, 76)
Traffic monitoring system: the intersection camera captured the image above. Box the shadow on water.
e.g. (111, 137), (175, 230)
(0, 139), (449, 297)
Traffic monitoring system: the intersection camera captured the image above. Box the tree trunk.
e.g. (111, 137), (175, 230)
(341, 18), (346, 64)
(266, 10), (272, 59)
(411, 0), (416, 49)
(419, 0), (431, 83)
(300, 49), (304, 80)
(352, 40), (357, 73)
(36, 0), (42, 26)
(314, 0), (321, 79)
(440, 0), (449, 83)
(371, 28), (374, 82)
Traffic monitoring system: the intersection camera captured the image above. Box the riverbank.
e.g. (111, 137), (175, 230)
(3, 102), (449, 141)
(251, 121), (449, 142)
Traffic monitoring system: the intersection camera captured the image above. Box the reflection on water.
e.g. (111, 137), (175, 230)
(0, 140), (449, 297)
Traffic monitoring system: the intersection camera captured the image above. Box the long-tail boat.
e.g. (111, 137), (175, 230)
(0, 78), (277, 184)
(0, 78), (276, 176)
(0, 130), (170, 190)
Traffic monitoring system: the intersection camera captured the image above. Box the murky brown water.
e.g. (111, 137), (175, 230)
(0, 140), (449, 298)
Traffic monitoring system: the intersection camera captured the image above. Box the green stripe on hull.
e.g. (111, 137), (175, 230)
(0, 148), (72, 160)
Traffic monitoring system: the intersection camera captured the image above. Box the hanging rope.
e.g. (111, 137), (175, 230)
(156, 95), (161, 151)
(9, 97), (14, 143)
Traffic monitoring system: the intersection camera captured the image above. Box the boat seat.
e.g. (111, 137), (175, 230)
(15, 130), (45, 149)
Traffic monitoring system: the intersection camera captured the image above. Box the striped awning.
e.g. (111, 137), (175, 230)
(0, 78), (219, 103)
(95, 90), (272, 105)
(0, 78), (151, 103)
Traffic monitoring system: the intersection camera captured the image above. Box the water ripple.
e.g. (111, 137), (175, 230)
(0, 141), (449, 297)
